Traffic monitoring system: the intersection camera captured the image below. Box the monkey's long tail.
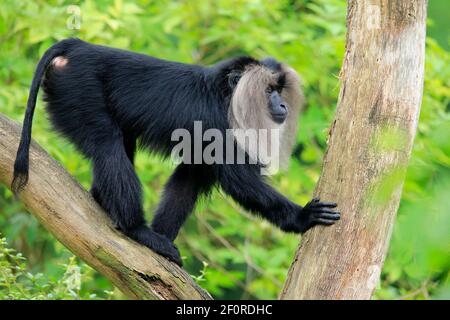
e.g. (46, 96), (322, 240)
(11, 39), (76, 194)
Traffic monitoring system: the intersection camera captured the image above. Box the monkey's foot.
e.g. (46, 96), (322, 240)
(299, 198), (340, 232)
(126, 225), (183, 266)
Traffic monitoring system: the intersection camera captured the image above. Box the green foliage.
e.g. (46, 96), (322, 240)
(0, 0), (448, 300)
(0, 236), (114, 299)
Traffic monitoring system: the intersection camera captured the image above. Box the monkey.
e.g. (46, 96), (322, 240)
(12, 38), (340, 266)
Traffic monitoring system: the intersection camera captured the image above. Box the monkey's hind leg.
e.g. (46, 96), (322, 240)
(91, 130), (182, 266)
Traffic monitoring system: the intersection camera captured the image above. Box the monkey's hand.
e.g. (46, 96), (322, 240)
(279, 198), (339, 233)
(296, 198), (340, 233)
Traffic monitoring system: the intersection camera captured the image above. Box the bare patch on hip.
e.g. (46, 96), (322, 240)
(52, 56), (69, 68)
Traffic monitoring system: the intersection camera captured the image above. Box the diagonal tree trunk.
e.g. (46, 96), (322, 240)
(281, 0), (428, 299)
(0, 114), (211, 300)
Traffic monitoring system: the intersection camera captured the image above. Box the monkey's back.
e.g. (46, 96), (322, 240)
(41, 39), (224, 157)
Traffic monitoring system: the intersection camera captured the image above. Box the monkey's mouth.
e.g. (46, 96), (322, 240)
(271, 109), (288, 124)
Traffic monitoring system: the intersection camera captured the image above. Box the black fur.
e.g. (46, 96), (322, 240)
(12, 38), (339, 266)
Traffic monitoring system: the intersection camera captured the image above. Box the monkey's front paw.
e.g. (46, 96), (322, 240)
(127, 226), (183, 266)
(160, 244), (183, 266)
(152, 233), (183, 267)
(299, 198), (340, 232)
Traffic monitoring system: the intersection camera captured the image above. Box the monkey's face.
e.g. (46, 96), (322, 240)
(267, 78), (288, 124)
(228, 62), (289, 124)
(227, 59), (304, 170)
(228, 62), (298, 129)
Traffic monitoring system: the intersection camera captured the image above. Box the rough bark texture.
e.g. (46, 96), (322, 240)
(0, 114), (211, 300)
(281, 0), (427, 300)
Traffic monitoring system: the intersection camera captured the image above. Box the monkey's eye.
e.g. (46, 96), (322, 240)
(266, 86), (282, 95)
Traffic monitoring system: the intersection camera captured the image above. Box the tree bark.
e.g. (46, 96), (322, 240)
(281, 0), (427, 299)
(0, 114), (211, 300)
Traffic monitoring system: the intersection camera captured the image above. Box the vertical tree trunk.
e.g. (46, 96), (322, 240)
(281, 0), (427, 299)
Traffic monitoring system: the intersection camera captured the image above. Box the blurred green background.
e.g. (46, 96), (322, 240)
(0, 0), (448, 300)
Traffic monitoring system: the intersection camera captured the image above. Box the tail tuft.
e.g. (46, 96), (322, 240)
(11, 151), (29, 194)
(11, 173), (28, 195)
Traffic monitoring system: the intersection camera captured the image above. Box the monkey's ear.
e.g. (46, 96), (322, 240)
(228, 71), (242, 88)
